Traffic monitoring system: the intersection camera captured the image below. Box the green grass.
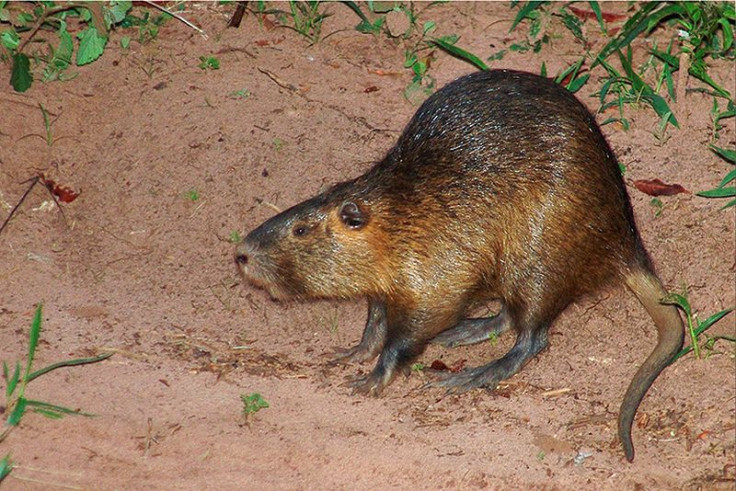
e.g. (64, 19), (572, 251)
(697, 145), (736, 208)
(198, 55), (220, 70)
(418, 1), (734, 205)
(0, 454), (12, 483)
(661, 291), (735, 363)
(241, 393), (269, 427)
(185, 189), (200, 202)
(1, 304), (112, 481)
(229, 230), (243, 243)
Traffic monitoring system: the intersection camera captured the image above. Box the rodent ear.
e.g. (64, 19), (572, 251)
(339, 201), (368, 229)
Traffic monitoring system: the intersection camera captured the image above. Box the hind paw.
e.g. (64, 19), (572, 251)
(424, 366), (500, 394)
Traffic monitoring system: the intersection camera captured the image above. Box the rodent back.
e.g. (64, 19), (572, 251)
(359, 70), (645, 298)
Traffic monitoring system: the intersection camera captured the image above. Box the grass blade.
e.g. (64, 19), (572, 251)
(6, 397), (27, 426)
(693, 308), (734, 336)
(430, 37), (489, 71)
(510, 1), (548, 32)
(341, 1), (370, 24)
(593, 2), (662, 66)
(26, 399), (96, 418)
(714, 166), (736, 187)
(25, 304), (43, 380)
(4, 362), (20, 398)
(27, 352), (114, 383)
(0, 454), (12, 481)
(587, 1), (606, 32)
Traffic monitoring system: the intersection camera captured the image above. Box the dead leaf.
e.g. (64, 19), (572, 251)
(633, 178), (689, 196)
(39, 173), (80, 203)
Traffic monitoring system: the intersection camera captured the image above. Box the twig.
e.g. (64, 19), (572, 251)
(228, 1), (249, 28)
(17, 4), (87, 54)
(0, 176), (39, 237)
(142, 1), (208, 40)
(257, 67), (300, 93)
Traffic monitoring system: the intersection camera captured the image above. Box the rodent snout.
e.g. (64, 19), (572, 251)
(234, 242), (254, 267)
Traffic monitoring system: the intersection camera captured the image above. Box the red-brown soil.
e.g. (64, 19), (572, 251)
(1, 3), (734, 489)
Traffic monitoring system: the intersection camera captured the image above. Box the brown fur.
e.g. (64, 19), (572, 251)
(235, 70), (684, 461)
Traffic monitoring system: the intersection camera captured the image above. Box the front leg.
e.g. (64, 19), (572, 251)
(349, 334), (421, 396)
(332, 298), (387, 364)
(349, 303), (456, 396)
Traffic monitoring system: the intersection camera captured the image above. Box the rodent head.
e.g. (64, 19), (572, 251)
(236, 187), (390, 301)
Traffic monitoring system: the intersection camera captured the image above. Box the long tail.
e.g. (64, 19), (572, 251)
(620, 267), (684, 461)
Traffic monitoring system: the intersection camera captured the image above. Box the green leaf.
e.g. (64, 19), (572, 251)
(559, 8), (584, 42)
(108, 0), (133, 24)
(0, 29), (19, 50)
(650, 47), (679, 67)
(616, 49), (679, 128)
(510, 1), (548, 32)
(695, 308), (734, 335)
(688, 60), (732, 99)
(662, 292), (692, 317)
(593, 2), (664, 66)
(696, 187), (736, 198)
(7, 397), (27, 426)
(44, 21), (74, 81)
(710, 145), (736, 165)
(241, 393), (269, 415)
(77, 26), (107, 65)
(587, 1), (606, 31)
(26, 399), (95, 418)
(0, 454), (12, 481)
(26, 304), (42, 380)
(430, 36), (488, 71)
(27, 352), (113, 383)
(566, 74), (589, 93)
(718, 17), (733, 52)
(342, 1), (371, 23)
(4, 362), (19, 398)
(10, 53), (31, 92)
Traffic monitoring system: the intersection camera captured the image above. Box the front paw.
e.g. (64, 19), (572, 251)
(344, 372), (385, 397)
(329, 344), (377, 365)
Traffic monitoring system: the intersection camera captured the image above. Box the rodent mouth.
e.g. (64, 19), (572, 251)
(236, 261), (290, 302)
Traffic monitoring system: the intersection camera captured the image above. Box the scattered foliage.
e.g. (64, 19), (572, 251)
(198, 55), (220, 70)
(241, 393), (269, 427)
(697, 145), (736, 208)
(1, 304), (113, 444)
(185, 189), (200, 202)
(662, 292), (735, 363)
(0, 455), (11, 483)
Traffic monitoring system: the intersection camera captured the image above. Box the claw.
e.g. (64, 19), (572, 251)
(345, 373), (384, 397)
(423, 366), (500, 394)
(329, 344), (376, 365)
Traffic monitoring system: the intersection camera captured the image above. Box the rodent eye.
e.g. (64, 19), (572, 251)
(293, 225), (308, 237)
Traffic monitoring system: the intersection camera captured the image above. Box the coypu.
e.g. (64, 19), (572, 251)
(235, 69), (684, 461)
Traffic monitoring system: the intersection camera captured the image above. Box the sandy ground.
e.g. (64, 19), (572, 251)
(1, 2), (734, 489)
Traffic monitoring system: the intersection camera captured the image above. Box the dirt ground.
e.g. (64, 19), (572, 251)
(1, 2), (734, 489)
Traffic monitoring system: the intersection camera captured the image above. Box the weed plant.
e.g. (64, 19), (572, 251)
(1, 304), (112, 481)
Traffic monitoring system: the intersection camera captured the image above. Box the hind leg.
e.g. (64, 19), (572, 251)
(432, 306), (511, 347)
(429, 306), (550, 393)
(332, 298), (387, 364)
